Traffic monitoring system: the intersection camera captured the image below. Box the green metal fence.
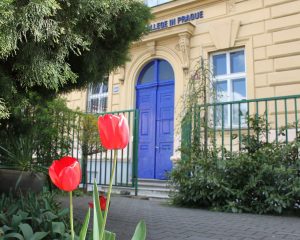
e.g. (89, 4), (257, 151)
(0, 104), (139, 193)
(81, 110), (139, 192)
(185, 94), (300, 158)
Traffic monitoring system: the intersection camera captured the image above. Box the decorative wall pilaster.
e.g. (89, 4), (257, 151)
(177, 33), (191, 74)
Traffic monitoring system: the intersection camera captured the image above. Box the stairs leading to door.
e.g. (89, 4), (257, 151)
(137, 178), (170, 199)
(87, 178), (171, 199)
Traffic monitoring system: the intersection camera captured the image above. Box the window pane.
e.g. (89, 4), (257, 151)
(139, 61), (155, 84)
(145, 0), (171, 7)
(145, 0), (156, 7)
(158, 60), (174, 81)
(90, 98), (99, 113)
(232, 78), (247, 125)
(215, 81), (228, 127)
(91, 84), (100, 94)
(99, 96), (107, 113)
(232, 102), (247, 126)
(232, 78), (246, 101)
(215, 81), (228, 102)
(101, 83), (108, 93)
(213, 54), (226, 76)
(88, 82), (108, 113)
(230, 50), (245, 73)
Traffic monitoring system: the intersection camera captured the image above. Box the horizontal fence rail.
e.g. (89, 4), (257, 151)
(183, 94), (300, 159)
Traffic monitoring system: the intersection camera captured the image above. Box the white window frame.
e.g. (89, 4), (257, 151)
(210, 48), (247, 128)
(87, 82), (108, 113)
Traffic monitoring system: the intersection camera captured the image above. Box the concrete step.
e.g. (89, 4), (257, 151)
(138, 178), (168, 184)
(87, 179), (170, 199)
(138, 181), (169, 189)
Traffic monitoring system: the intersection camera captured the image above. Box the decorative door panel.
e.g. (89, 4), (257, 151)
(137, 88), (157, 178)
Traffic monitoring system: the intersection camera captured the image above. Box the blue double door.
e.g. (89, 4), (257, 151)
(136, 59), (174, 179)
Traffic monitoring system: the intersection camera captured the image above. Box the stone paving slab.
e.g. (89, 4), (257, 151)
(59, 195), (300, 240)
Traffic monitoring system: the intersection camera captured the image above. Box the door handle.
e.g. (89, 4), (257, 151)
(155, 146), (159, 149)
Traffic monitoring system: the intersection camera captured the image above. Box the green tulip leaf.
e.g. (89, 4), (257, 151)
(57, 208), (69, 217)
(43, 211), (58, 221)
(2, 225), (12, 233)
(15, 173), (24, 190)
(17, 210), (29, 219)
(104, 230), (116, 240)
(52, 222), (65, 236)
(7, 205), (18, 216)
(131, 220), (146, 240)
(31, 232), (48, 240)
(19, 223), (33, 240)
(32, 217), (42, 225)
(79, 208), (90, 240)
(4, 232), (24, 240)
(0, 213), (8, 225)
(12, 215), (23, 228)
(93, 180), (104, 240)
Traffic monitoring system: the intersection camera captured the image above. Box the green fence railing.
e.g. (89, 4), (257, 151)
(0, 105), (139, 193)
(184, 94), (300, 159)
(78, 109), (139, 193)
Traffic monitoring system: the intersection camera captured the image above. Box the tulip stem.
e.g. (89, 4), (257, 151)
(100, 149), (118, 240)
(70, 191), (74, 240)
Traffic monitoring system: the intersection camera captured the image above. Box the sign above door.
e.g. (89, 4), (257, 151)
(148, 10), (204, 32)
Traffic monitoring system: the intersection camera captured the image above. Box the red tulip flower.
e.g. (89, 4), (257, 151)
(88, 195), (107, 211)
(100, 195), (107, 210)
(49, 156), (81, 192)
(98, 114), (129, 149)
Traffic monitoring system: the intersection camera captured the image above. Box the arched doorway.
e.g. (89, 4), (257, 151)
(136, 59), (175, 179)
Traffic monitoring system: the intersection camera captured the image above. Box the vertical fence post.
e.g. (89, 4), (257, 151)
(213, 104), (217, 154)
(247, 102), (250, 148)
(127, 111), (132, 186)
(284, 99), (288, 143)
(204, 104), (208, 157)
(133, 110), (140, 196)
(255, 101), (259, 142)
(275, 99), (278, 144)
(265, 101), (269, 143)
(221, 104), (224, 160)
(230, 103), (233, 154)
(238, 102), (241, 151)
(295, 98), (298, 141)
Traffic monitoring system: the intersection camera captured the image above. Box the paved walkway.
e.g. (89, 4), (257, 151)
(59, 196), (300, 240)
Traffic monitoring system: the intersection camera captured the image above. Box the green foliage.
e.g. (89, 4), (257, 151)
(0, 94), (79, 168)
(81, 114), (105, 156)
(0, 190), (81, 239)
(0, 99), (9, 120)
(0, 0), (151, 98)
(172, 116), (300, 214)
(131, 220), (146, 240)
(180, 58), (217, 156)
(79, 208), (90, 240)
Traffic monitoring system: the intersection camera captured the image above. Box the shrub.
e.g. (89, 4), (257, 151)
(0, 93), (80, 168)
(171, 116), (300, 214)
(0, 190), (82, 239)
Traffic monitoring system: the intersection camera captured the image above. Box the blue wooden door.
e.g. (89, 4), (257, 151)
(136, 59), (174, 179)
(136, 87), (156, 178)
(155, 83), (174, 179)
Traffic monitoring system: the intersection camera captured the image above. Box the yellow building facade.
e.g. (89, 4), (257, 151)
(66, 0), (300, 179)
